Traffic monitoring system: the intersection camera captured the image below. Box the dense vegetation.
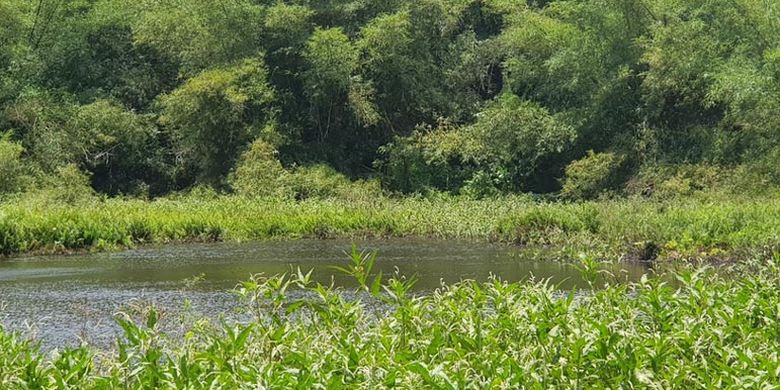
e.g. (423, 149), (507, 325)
(2, 252), (780, 388)
(1, 0), (779, 198)
(1, 193), (778, 260)
(3, 2), (780, 386)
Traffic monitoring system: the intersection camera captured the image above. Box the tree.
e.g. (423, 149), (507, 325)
(380, 93), (576, 193)
(0, 0), (35, 108)
(303, 27), (360, 143)
(132, 0), (263, 76)
(159, 58), (276, 186)
(69, 100), (168, 194)
(640, 0), (780, 163)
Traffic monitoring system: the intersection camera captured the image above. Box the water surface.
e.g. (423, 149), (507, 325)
(0, 239), (648, 348)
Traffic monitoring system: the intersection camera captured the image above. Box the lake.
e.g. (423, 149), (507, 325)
(0, 239), (649, 348)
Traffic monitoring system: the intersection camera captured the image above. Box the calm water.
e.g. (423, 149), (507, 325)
(0, 239), (649, 348)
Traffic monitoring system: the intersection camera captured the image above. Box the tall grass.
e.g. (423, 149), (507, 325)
(1, 194), (779, 259)
(1, 252), (780, 388)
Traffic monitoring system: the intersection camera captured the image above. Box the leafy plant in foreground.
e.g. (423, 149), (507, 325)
(1, 252), (780, 388)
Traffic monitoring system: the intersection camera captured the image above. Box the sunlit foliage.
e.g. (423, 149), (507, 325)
(0, 0), (778, 197)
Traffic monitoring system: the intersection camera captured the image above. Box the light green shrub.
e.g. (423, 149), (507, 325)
(230, 143), (382, 201)
(0, 134), (29, 196)
(285, 164), (382, 201)
(629, 164), (724, 198)
(40, 164), (97, 204)
(228, 139), (290, 198)
(561, 151), (626, 200)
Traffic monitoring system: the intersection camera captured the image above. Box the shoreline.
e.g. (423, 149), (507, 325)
(1, 195), (778, 262)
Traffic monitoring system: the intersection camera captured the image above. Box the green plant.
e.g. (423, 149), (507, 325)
(3, 251), (780, 388)
(330, 244), (383, 294)
(228, 138), (290, 198)
(33, 164), (98, 205)
(561, 151), (627, 200)
(0, 133), (29, 197)
(285, 164), (382, 201)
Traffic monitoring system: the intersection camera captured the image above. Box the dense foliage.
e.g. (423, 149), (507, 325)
(1, 194), (779, 260)
(2, 252), (780, 388)
(1, 0), (779, 197)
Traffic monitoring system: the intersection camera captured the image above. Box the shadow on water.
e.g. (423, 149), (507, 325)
(0, 239), (650, 348)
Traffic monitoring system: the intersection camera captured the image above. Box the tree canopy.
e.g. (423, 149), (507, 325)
(1, 0), (778, 197)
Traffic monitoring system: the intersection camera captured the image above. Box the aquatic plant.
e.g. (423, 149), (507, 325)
(1, 253), (780, 388)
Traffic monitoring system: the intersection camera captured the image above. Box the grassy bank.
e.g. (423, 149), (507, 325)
(1, 194), (779, 260)
(2, 254), (780, 388)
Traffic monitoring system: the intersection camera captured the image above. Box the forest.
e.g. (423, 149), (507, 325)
(3, 1), (780, 388)
(1, 0), (778, 200)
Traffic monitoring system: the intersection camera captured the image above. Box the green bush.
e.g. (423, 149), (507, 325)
(459, 170), (502, 199)
(747, 147), (780, 186)
(285, 164), (382, 201)
(377, 120), (476, 194)
(659, 165), (721, 197)
(625, 159), (780, 199)
(38, 164), (97, 204)
(561, 151), (626, 200)
(0, 134), (29, 196)
(628, 164), (725, 198)
(228, 139), (289, 198)
(230, 142), (382, 201)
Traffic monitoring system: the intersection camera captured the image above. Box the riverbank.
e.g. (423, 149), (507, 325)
(1, 255), (779, 388)
(1, 194), (779, 261)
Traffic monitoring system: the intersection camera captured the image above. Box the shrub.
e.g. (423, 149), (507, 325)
(459, 170), (502, 199)
(561, 151), (626, 200)
(747, 147), (780, 186)
(285, 164), (382, 201)
(0, 134), (29, 196)
(378, 120), (475, 194)
(658, 164), (720, 197)
(42, 164), (97, 204)
(228, 139), (290, 198)
(628, 164), (724, 198)
(230, 143), (382, 201)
